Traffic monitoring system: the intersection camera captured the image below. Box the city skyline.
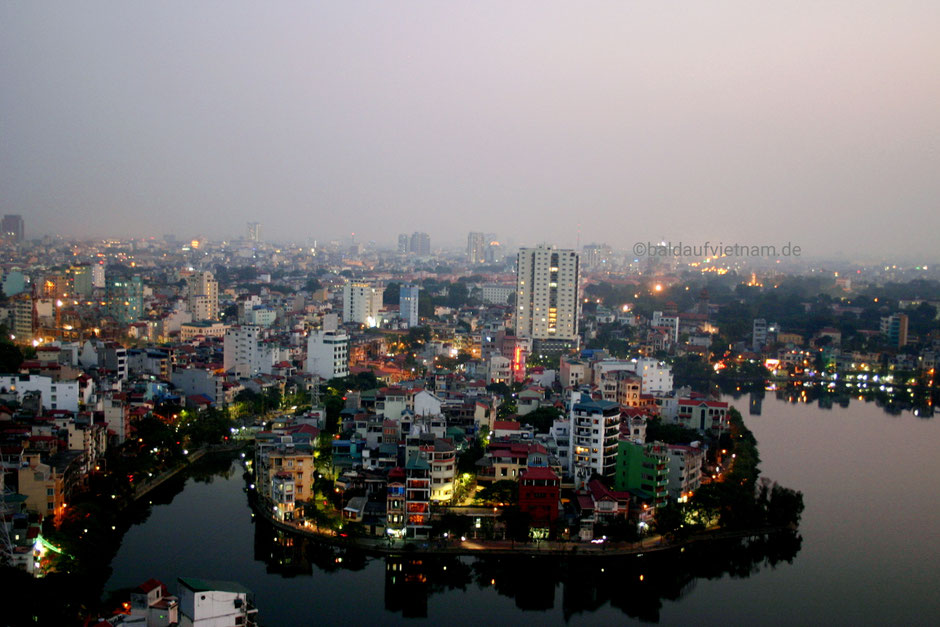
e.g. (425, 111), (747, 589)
(2, 3), (939, 258)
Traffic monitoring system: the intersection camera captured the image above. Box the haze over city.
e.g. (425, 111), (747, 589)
(2, 2), (939, 257)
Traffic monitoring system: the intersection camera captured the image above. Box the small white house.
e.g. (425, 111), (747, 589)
(177, 577), (257, 627)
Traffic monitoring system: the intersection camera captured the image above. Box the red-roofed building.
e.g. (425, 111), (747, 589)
(587, 478), (630, 521)
(519, 466), (560, 531)
(479, 440), (555, 483)
(185, 394), (214, 411)
(491, 419), (523, 438)
(128, 577), (179, 625)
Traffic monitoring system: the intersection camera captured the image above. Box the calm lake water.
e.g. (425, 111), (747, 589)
(106, 393), (940, 626)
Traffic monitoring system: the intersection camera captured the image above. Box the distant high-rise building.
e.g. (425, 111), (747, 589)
(10, 293), (34, 343)
(581, 243), (611, 270)
(66, 264), (93, 298)
(2, 215), (24, 243)
(752, 318), (768, 352)
(467, 232), (486, 264)
(91, 264), (106, 289)
(247, 222), (262, 243)
(515, 245), (581, 354)
(397, 234), (409, 254)
(343, 282), (382, 327)
(484, 236), (501, 264)
(106, 276), (143, 325)
(187, 271), (219, 321)
(399, 285), (420, 328)
(409, 232), (431, 256)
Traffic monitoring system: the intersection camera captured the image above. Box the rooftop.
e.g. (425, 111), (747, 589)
(177, 577), (252, 595)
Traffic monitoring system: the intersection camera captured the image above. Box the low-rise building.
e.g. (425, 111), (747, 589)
(255, 437), (315, 518)
(305, 329), (349, 380)
(676, 399), (729, 434)
(386, 467), (407, 538)
(519, 466), (560, 531)
(125, 578), (179, 627)
(0, 375), (80, 412)
(177, 577), (257, 627)
(667, 443), (705, 502)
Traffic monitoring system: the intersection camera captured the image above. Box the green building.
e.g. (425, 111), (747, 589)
(106, 275), (143, 325)
(614, 440), (670, 508)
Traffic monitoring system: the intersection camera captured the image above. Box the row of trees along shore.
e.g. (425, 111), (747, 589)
(654, 408), (804, 539)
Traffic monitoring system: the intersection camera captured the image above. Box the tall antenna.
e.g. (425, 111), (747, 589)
(310, 376), (321, 408)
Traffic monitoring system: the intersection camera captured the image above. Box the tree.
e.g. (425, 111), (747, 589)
(383, 282), (401, 305)
(645, 417), (701, 444)
(767, 483), (805, 527)
(328, 371), (378, 392)
(500, 507), (531, 543)
(457, 439), (485, 474)
(485, 382), (511, 397)
(323, 394), (344, 434)
(521, 407), (562, 434)
(444, 282), (469, 308)
(405, 326), (431, 350)
(597, 515), (641, 542)
(475, 480), (518, 506)
(180, 407), (233, 447)
(653, 501), (685, 537)
(0, 340), (24, 373)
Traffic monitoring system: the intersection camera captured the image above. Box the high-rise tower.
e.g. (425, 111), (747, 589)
(514, 245), (580, 354)
(187, 271), (219, 321)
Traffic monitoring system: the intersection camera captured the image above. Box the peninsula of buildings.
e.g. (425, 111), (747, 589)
(0, 223), (934, 615)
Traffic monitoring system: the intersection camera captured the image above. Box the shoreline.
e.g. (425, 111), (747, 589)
(129, 442), (248, 502)
(250, 497), (791, 559)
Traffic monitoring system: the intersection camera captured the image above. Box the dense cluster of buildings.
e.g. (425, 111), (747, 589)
(95, 576), (258, 626)
(1, 223), (934, 572)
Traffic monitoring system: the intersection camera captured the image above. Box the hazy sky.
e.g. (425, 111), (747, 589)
(2, 2), (939, 259)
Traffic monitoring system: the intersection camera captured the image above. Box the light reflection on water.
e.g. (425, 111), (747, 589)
(106, 394), (938, 625)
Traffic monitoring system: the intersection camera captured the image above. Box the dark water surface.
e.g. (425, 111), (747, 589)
(106, 395), (939, 626)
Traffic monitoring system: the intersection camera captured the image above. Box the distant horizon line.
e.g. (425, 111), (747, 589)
(6, 232), (939, 267)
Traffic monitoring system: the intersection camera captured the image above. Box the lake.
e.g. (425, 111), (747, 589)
(106, 392), (939, 626)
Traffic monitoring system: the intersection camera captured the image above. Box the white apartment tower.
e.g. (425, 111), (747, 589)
(187, 271), (219, 321)
(568, 392), (621, 489)
(343, 282), (382, 327)
(515, 245), (581, 354)
(247, 221), (262, 243)
(306, 329), (349, 380)
(223, 325), (274, 377)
